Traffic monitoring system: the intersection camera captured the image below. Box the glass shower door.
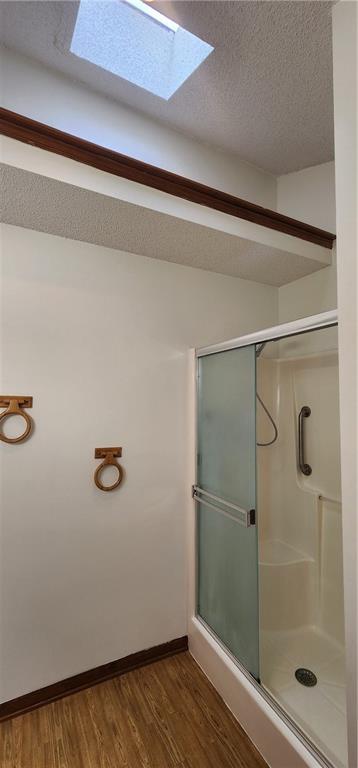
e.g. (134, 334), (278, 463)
(196, 345), (259, 679)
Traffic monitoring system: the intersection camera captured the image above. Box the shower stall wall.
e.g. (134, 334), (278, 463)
(257, 326), (346, 768)
(192, 311), (347, 768)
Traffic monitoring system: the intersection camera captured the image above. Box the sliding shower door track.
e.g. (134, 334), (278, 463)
(195, 616), (336, 768)
(196, 310), (338, 357)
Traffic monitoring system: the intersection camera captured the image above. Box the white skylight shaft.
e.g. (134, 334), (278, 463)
(123, 0), (179, 32)
(70, 1), (214, 100)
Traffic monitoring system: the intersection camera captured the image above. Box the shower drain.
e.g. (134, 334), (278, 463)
(295, 668), (317, 687)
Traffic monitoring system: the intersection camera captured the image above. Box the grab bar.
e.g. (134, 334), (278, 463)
(318, 494), (341, 506)
(298, 406), (312, 476)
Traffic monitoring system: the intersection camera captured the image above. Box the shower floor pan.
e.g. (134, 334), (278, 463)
(260, 626), (347, 768)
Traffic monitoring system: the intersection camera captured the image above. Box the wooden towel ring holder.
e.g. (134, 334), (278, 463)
(94, 447), (123, 492)
(0, 396), (33, 443)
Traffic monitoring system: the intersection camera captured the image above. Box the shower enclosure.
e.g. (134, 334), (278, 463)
(193, 311), (346, 768)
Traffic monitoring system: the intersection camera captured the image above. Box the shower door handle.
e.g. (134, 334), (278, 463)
(298, 406), (312, 476)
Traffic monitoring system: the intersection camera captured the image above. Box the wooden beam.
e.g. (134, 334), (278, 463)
(0, 108), (336, 249)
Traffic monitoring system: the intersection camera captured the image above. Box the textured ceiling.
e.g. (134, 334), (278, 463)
(0, 1), (334, 174)
(1, 164), (328, 287)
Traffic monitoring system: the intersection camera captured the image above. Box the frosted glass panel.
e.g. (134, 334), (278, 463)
(197, 346), (256, 510)
(198, 502), (259, 677)
(196, 345), (259, 679)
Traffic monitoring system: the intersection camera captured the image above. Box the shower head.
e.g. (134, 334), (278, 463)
(256, 341), (267, 358)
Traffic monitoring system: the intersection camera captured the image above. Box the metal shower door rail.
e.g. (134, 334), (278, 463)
(196, 310), (338, 357)
(192, 486), (255, 527)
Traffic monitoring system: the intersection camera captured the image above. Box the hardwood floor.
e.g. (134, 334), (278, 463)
(0, 652), (268, 768)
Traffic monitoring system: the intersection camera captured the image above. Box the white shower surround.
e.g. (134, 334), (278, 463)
(188, 310), (343, 768)
(257, 329), (346, 767)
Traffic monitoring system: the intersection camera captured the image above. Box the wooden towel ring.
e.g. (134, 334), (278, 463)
(0, 396), (33, 444)
(94, 447), (123, 492)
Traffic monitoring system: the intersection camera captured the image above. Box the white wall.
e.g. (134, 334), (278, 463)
(278, 260), (337, 323)
(277, 162), (336, 232)
(276, 160), (337, 323)
(332, 3), (358, 766)
(0, 222), (278, 702)
(277, 162), (337, 323)
(0, 46), (276, 208)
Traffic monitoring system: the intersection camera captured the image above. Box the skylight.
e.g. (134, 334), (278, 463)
(70, 0), (214, 100)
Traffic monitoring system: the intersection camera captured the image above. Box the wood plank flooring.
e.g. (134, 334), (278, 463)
(0, 651), (268, 768)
